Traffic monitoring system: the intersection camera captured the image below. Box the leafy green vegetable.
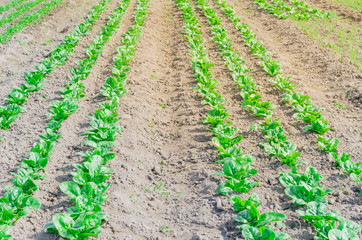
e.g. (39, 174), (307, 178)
(279, 167), (333, 205)
(317, 135), (339, 153)
(296, 202), (361, 240)
(229, 194), (288, 239)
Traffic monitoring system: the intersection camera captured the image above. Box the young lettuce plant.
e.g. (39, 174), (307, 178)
(279, 167), (333, 205)
(317, 135), (339, 153)
(230, 194), (289, 239)
(251, 118), (302, 167)
(296, 201), (360, 239)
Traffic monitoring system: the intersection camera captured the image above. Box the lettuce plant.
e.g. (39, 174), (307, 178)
(317, 135), (339, 153)
(279, 167), (333, 205)
(296, 202), (360, 239)
(230, 194), (289, 239)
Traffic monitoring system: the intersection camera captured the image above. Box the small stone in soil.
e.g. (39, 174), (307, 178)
(268, 178), (279, 185)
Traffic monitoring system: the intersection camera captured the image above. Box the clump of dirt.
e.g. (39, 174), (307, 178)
(346, 86), (362, 108)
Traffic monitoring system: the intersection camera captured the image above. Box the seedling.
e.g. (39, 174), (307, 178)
(334, 101), (346, 110)
(159, 225), (172, 233)
(158, 103), (167, 108)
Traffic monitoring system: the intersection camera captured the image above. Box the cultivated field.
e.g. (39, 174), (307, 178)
(0, 0), (361, 239)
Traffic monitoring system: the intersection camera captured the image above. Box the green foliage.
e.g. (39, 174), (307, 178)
(44, 0), (149, 238)
(279, 167), (333, 205)
(296, 202), (361, 239)
(229, 194), (289, 239)
(242, 226), (290, 240)
(0, 0), (112, 130)
(259, 59), (281, 76)
(0, 0), (64, 43)
(178, 0), (289, 237)
(317, 135), (339, 153)
(0, 224), (11, 240)
(0, 0), (47, 28)
(214, 0), (361, 238)
(0, 0), (28, 13)
(330, 152), (362, 180)
(252, 0), (331, 20)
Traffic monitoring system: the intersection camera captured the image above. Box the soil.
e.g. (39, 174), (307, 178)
(306, 0), (362, 23)
(0, 0), (361, 239)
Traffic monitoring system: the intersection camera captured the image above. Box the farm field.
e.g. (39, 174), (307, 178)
(0, 0), (361, 239)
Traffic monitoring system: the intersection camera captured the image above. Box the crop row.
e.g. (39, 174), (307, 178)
(176, 0), (292, 238)
(214, 0), (362, 186)
(253, 0), (331, 20)
(287, 0), (329, 16)
(0, 0), (112, 133)
(0, 0), (28, 14)
(196, 0), (361, 238)
(0, 0), (48, 28)
(0, 0), (131, 238)
(0, 0), (64, 44)
(43, 0), (150, 238)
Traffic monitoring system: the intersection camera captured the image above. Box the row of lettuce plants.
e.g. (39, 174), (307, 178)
(214, 0), (362, 185)
(194, 0), (360, 239)
(287, 0), (332, 17)
(44, 0), (150, 238)
(0, 0), (48, 28)
(0, 0), (112, 133)
(0, 0), (29, 13)
(0, 0), (63, 43)
(0, 1), (131, 238)
(252, 0), (330, 20)
(253, 0), (289, 19)
(177, 0), (290, 239)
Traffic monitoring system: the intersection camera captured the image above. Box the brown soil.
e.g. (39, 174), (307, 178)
(305, 0), (362, 23)
(0, 0), (361, 239)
